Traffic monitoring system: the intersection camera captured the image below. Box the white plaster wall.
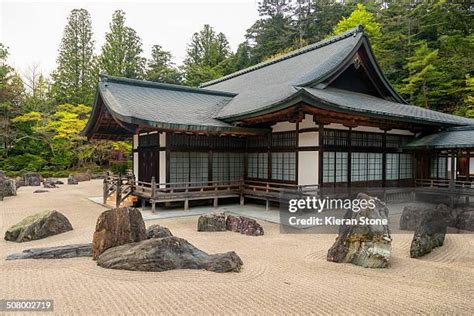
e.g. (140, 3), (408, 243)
(272, 121), (296, 132)
(159, 132), (166, 146)
(133, 134), (138, 149)
(299, 114), (317, 129)
(352, 126), (383, 133)
(470, 158), (474, 175)
(159, 151), (166, 186)
(133, 152), (138, 177)
(298, 151), (319, 185)
(325, 123), (348, 130)
(299, 132), (319, 147)
(132, 134), (139, 177)
(159, 132), (166, 185)
(386, 129), (414, 136)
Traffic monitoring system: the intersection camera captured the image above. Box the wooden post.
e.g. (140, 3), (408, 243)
(115, 175), (122, 208)
(213, 182), (218, 209)
(151, 176), (156, 213)
(239, 179), (245, 205)
(184, 183), (189, 211)
(103, 177), (108, 205)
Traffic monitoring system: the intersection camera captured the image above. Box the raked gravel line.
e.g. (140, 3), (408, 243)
(1, 180), (473, 314)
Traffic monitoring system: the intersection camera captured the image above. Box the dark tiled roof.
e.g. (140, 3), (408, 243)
(303, 87), (474, 126)
(89, 26), (474, 136)
(99, 76), (235, 129)
(404, 126), (474, 149)
(203, 27), (364, 119)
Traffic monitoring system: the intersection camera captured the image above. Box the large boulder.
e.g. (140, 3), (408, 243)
(226, 215), (264, 236)
(15, 176), (25, 189)
(146, 224), (173, 239)
(0, 174), (16, 200)
(4, 210), (73, 242)
(327, 193), (392, 268)
(197, 212), (226, 232)
(67, 175), (78, 185)
(97, 237), (243, 273)
(43, 180), (57, 189)
(6, 243), (92, 260)
(410, 205), (449, 258)
(72, 172), (91, 182)
(400, 206), (425, 230)
(92, 207), (147, 260)
(456, 208), (474, 231)
(23, 172), (42, 186)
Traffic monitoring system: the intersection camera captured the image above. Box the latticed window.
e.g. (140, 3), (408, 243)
(351, 152), (367, 182)
(386, 134), (414, 148)
(189, 152), (208, 185)
(169, 152), (190, 184)
(169, 152), (208, 185)
(212, 152), (244, 182)
(271, 152), (296, 181)
(139, 133), (159, 146)
(430, 156), (447, 179)
(367, 153), (383, 181)
(386, 153), (400, 180)
(247, 152), (268, 179)
(399, 154), (413, 179)
(271, 132), (297, 148)
(351, 132), (383, 148)
(323, 151), (348, 183)
(247, 135), (269, 148)
(323, 130), (349, 146)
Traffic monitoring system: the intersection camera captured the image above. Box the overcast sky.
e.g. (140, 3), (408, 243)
(0, 0), (260, 77)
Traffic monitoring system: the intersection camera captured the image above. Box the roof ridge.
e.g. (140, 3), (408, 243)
(101, 75), (237, 97)
(201, 25), (364, 88)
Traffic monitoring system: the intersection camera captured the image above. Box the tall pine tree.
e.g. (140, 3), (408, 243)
(182, 24), (231, 86)
(51, 9), (96, 105)
(146, 45), (182, 84)
(100, 10), (145, 79)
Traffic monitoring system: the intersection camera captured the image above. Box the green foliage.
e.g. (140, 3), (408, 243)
(110, 161), (131, 175)
(182, 24), (231, 86)
(146, 45), (182, 84)
(50, 9), (96, 105)
(332, 4), (382, 50)
(399, 42), (441, 108)
(99, 10), (145, 79)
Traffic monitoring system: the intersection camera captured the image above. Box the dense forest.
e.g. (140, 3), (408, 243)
(1, 0), (473, 176)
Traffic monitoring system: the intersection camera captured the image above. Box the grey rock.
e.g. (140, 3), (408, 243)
(226, 215), (264, 236)
(327, 193), (392, 268)
(146, 224), (173, 239)
(456, 210), (474, 231)
(67, 175), (78, 185)
(24, 172), (41, 186)
(92, 207), (147, 260)
(410, 205), (449, 258)
(97, 237), (243, 273)
(6, 243), (92, 260)
(4, 210), (73, 242)
(197, 212), (226, 232)
(34, 189), (49, 193)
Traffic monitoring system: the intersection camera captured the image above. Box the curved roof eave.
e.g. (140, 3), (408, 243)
(299, 36), (406, 104)
(93, 87), (268, 136)
(218, 88), (470, 127)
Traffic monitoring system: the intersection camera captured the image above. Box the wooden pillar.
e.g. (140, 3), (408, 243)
(115, 175), (122, 208)
(382, 130), (387, 188)
(103, 174), (108, 205)
(151, 176), (156, 213)
(450, 151), (455, 188)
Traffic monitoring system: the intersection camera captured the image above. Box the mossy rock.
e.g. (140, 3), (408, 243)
(4, 210), (73, 242)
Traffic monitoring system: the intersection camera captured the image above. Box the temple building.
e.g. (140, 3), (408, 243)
(82, 26), (474, 209)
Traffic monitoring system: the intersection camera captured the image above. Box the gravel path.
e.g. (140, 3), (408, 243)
(1, 180), (473, 314)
